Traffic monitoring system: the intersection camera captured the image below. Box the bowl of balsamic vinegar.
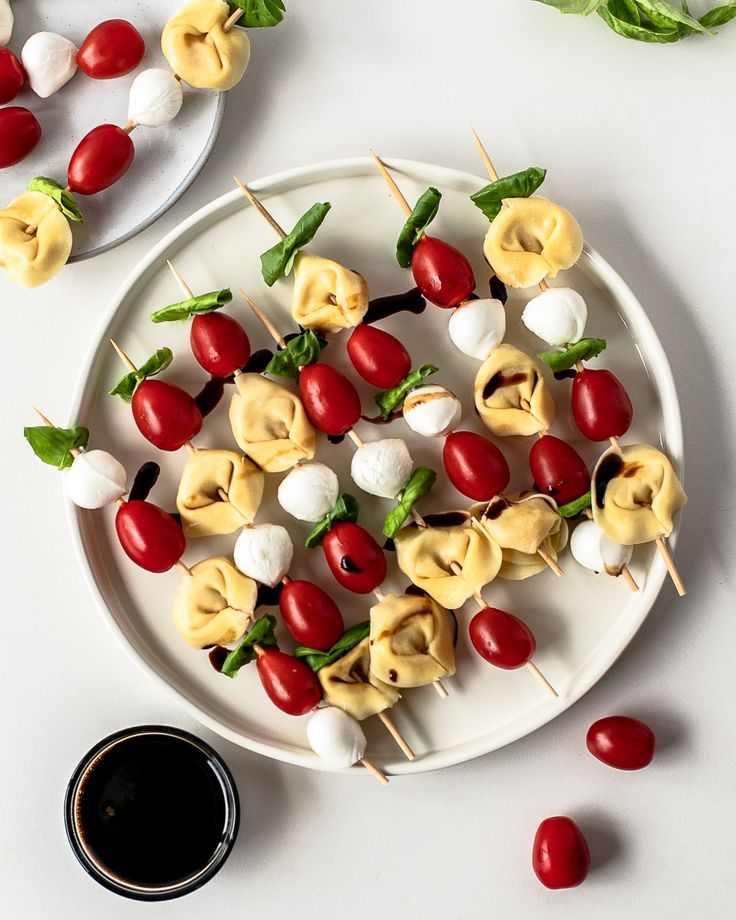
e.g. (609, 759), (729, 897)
(64, 726), (239, 900)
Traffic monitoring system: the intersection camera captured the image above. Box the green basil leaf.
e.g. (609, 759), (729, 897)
(395, 187), (441, 268)
(383, 467), (437, 539)
(305, 494), (359, 548)
(538, 337), (607, 372)
(24, 425), (89, 470)
(265, 330), (324, 379)
(260, 202), (331, 286)
(533, 0), (604, 12)
(598, 4), (681, 37)
(225, 0), (286, 26)
(294, 621), (370, 672)
(608, 0), (641, 21)
(557, 491), (592, 518)
(150, 289), (232, 323)
(375, 363), (439, 420)
(221, 614), (278, 678)
(27, 177), (83, 223)
(470, 167), (547, 223)
(635, 0), (713, 32)
(700, 2), (736, 27)
(109, 347), (173, 403)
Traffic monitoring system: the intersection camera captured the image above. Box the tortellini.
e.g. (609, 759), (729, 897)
(161, 0), (251, 92)
(0, 191), (72, 288)
(318, 637), (400, 721)
(176, 449), (264, 537)
(482, 197), (583, 288)
(229, 373), (316, 473)
(291, 252), (369, 333)
(592, 443), (687, 545)
(474, 344), (555, 437)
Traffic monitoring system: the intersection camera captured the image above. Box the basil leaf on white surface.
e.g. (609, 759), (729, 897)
(260, 202), (331, 286)
(27, 177), (83, 222)
(470, 168), (546, 223)
(538, 337), (607, 372)
(150, 289), (232, 323)
(396, 187), (442, 268)
(221, 615), (278, 678)
(226, 0), (286, 27)
(24, 425), (89, 469)
(383, 466), (437, 539)
(265, 329), (325, 379)
(536, 0), (731, 39)
(109, 347), (173, 403)
(699, 2), (736, 27)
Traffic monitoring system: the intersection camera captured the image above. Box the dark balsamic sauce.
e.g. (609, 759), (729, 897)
(194, 377), (225, 418)
(255, 582), (284, 609)
(129, 462), (161, 502)
(422, 511), (469, 528)
(485, 497), (509, 520)
(328, 433), (346, 445)
(405, 583), (427, 597)
(383, 538), (396, 552)
(554, 368), (577, 381)
(208, 647), (229, 672)
(489, 275), (508, 305)
(388, 669), (398, 683)
(482, 371), (529, 400)
(340, 555), (361, 573)
(361, 410), (402, 425)
(242, 349), (274, 375)
(594, 454), (624, 508)
(362, 288), (427, 325)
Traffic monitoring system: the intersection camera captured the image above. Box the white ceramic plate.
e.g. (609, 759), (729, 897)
(0, 0), (224, 261)
(67, 157), (684, 775)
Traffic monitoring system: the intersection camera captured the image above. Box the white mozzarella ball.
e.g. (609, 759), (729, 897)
(21, 32), (77, 98)
(448, 298), (506, 360)
(307, 707), (366, 768)
(570, 520), (632, 575)
(128, 68), (184, 128)
(64, 450), (127, 509)
(278, 462), (339, 522)
(0, 1), (13, 46)
(351, 439), (413, 499)
(403, 385), (462, 438)
(521, 287), (587, 346)
(234, 524), (293, 587)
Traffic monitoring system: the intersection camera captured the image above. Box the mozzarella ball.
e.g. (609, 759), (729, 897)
(278, 462), (339, 522)
(403, 385), (462, 438)
(307, 707), (367, 768)
(570, 520), (632, 575)
(64, 450), (127, 509)
(521, 287), (587, 346)
(22, 32), (77, 98)
(351, 439), (413, 499)
(128, 68), (184, 127)
(448, 298), (506, 360)
(0, 1), (13, 46)
(234, 523), (293, 587)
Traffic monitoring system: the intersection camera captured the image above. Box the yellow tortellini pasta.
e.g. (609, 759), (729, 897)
(318, 637), (400, 721)
(0, 191), (72, 288)
(474, 344), (555, 437)
(291, 252), (369, 333)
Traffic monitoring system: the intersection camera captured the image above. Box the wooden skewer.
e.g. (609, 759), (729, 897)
(370, 151), (412, 217)
(240, 289), (287, 348)
(537, 545), (563, 578)
(223, 8), (244, 30)
(233, 178), (287, 239)
(360, 756), (389, 784)
(167, 259), (194, 299)
(377, 710), (416, 760)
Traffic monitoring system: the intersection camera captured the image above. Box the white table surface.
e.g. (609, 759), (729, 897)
(2, 2), (734, 917)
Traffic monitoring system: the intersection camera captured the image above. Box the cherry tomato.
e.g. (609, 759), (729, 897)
(443, 431), (510, 501)
(67, 124), (135, 195)
(115, 500), (186, 573)
(190, 312), (251, 378)
(256, 648), (322, 716)
(533, 816), (590, 889)
(279, 579), (344, 650)
(0, 48), (25, 105)
(322, 522), (387, 594)
(469, 607), (536, 669)
(410, 235), (475, 308)
(299, 364), (361, 436)
(529, 435), (590, 507)
(586, 715), (655, 770)
(572, 368), (633, 442)
(0, 107), (41, 168)
(346, 324), (411, 389)
(77, 20), (145, 79)
(131, 379), (202, 451)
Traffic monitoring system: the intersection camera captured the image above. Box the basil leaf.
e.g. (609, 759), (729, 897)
(226, 0), (286, 26)
(265, 330), (325, 379)
(395, 187), (441, 268)
(700, 2), (736, 27)
(538, 337), (607, 372)
(608, 0), (641, 21)
(470, 167), (547, 223)
(24, 425), (89, 470)
(150, 289), (232, 323)
(635, 0), (713, 32)
(597, 4), (681, 37)
(109, 347), (173, 403)
(260, 202), (331, 286)
(221, 614), (278, 678)
(305, 494), (359, 548)
(383, 467), (437, 539)
(557, 491), (592, 518)
(533, 0), (604, 12)
(27, 177), (83, 223)
(375, 363), (439, 420)
(294, 621), (370, 672)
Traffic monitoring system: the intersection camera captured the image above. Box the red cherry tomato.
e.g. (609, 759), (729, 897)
(0, 107), (41, 168)
(469, 607), (536, 669)
(533, 816), (590, 889)
(322, 522), (387, 594)
(0, 49), (26, 105)
(586, 715), (655, 770)
(115, 500), (185, 573)
(67, 124), (135, 195)
(77, 20), (145, 79)
(443, 431), (510, 501)
(256, 649), (322, 716)
(299, 364), (361, 436)
(346, 324), (411, 389)
(279, 579), (344, 650)
(529, 435), (590, 507)
(131, 379), (202, 451)
(410, 235), (475, 308)
(572, 368), (633, 442)
(190, 312), (251, 378)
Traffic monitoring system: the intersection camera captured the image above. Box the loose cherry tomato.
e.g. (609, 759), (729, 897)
(115, 500), (186, 573)
(572, 368), (633, 442)
(322, 522), (387, 594)
(131, 379), (202, 451)
(299, 364), (361, 436)
(410, 235), (475, 308)
(586, 715), (655, 770)
(0, 48), (25, 104)
(0, 107), (41, 168)
(530, 435), (590, 507)
(67, 124), (135, 195)
(77, 20), (145, 79)
(256, 648), (322, 716)
(346, 324), (411, 389)
(533, 816), (590, 889)
(469, 607), (536, 669)
(443, 430), (510, 501)
(190, 312), (251, 378)
(279, 579), (344, 650)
